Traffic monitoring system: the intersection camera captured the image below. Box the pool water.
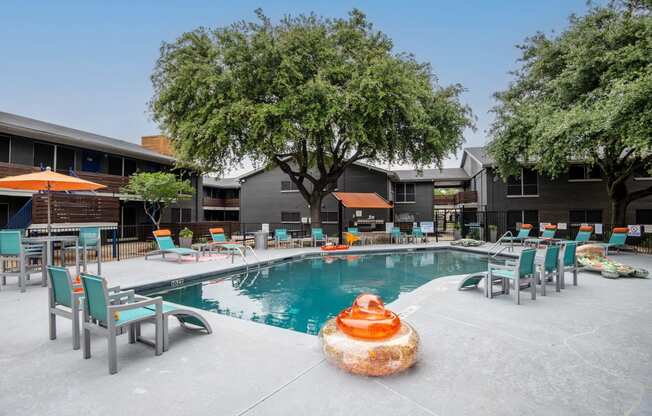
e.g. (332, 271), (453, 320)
(141, 250), (488, 335)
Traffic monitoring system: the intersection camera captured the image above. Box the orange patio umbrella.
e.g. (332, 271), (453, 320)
(0, 167), (106, 234)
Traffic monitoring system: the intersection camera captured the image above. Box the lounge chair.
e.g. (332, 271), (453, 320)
(574, 226), (593, 244)
(538, 245), (561, 295)
(410, 227), (427, 244)
(0, 229), (45, 292)
(311, 228), (327, 247)
(488, 248), (537, 304)
(146, 229), (199, 262)
(275, 228), (296, 248)
(525, 225), (558, 248)
(501, 224), (533, 245)
(80, 273), (163, 374)
(560, 242), (579, 287)
(134, 298), (212, 352)
(389, 228), (403, 244)
(599, 227), (629, 255)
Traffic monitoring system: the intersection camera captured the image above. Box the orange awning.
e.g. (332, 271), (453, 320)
(332, 192), (393, 209)
(0, 169), (106, 191)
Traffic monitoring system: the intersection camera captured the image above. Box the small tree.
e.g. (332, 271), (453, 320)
(122, 172), (194, 229)
(488, 1), (652, 225)
(150, 9), (472, 226)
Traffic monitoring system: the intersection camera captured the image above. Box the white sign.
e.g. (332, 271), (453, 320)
(540, 222), (550, 230)
(557, 222), (567, 230)
(595, 223), (603, 234)
(420, 221), (434, 233)
(644, 225), (652, 234)
(301, 217), (309, 224)
(385, 222), (394, 232)
(261, 223), (269, 232)
(628, 225), (641, 237)
(413, 222), (418, 230)
(355, 210), (362, 217)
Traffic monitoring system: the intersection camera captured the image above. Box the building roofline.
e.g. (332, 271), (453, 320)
(0, 111), (176, 165)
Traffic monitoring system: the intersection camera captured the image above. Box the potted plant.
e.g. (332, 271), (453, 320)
(452, 223), (462, 240)
(488, 224), (498, 243)
(178, 227), (193, 248)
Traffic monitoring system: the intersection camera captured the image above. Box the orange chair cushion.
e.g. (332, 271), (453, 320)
(612, 227), (629, 234)
(544, 224), (557, 230)
(153, 229), (171, 237)
(521, 224), (533, 229)
(209, 228), (224, 234)
(579, 225), (593, 232)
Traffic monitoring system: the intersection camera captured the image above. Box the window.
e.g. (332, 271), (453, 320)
(34, 142), (54, 168)
(507, 168), (538, 196)
(637, 209), (652, 224)
(320, 211), (338, 223)
(224, 210), (239, 221)
(56, 147), (76, 172)
(395, 183), (416, 203)
(81, 151), (101, 172)
(507, 210), (539, 230)
(281, 181), (298, 192)
(123, 158), (138, 176)
(633, 166), (652, 180)
(569, 209), (602, 224)
(0, 135), (9, 163)
(107, 155), (123, 176)
(181, 208), (192, 223)
(568, 164), (602, 181)
(281, 211), (301, 223)
(170, 208), (180, 223)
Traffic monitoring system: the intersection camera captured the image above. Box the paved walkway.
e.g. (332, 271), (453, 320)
(1, 244), (650, 415)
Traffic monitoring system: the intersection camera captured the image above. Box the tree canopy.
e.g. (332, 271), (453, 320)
(488, 1), (652, 224)
(150, 9), (472, 225)
(122, 172), (194, 228)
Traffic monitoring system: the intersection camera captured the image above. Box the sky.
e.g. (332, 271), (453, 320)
(0, 0), (596, 176)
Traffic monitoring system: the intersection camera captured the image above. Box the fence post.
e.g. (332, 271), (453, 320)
(112, 228), (117, 260)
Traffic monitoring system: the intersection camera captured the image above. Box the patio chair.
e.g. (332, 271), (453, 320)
(145, 229), (199, 263)
(63, 226), (101, 274)
(389, 228), (403, 244)
(80, 273), (163, 375)
(574, 226), (593, 244)
(488, 248), (537, 304)
(501, 224), (533, 245)
(560, 242), (579, 287)
(0, 230), (44, 292)
(275, 228), (295, 248)
(599, 227), (629, 255)
(311, 228), (327, 247)
(525, 225), (558, 248)
(410, 227), (427, 244)
(347, 227), (365, 245)
(538, 244), (560, 296)
(47, 266), (84, 350)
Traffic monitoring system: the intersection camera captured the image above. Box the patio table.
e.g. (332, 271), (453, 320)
(23, 235), (80, 283)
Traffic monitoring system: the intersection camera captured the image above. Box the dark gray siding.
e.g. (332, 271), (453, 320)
(9, 138), (33, 165)
(484, 168), (652, 224)
(394, 182), (434, 222)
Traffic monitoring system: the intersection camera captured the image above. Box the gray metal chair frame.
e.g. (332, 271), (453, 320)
(80, 275), (163, 374)
(63, 230), (101, 274)
(47, 267), (84, 350)
(487, 250), (537, 304)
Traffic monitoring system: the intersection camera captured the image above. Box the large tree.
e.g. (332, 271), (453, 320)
(150, 9), (472, 226)
(488, 1), (652, 226)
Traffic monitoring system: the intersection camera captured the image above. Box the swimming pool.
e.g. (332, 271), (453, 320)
(140, 249), (488, 335)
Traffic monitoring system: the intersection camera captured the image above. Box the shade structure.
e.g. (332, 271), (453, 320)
(0, 168), (107, 234)
(0, 169), (107, 192)
(331, 192), (392, 209)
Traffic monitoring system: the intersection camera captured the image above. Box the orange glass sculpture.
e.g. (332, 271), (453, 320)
(336, 294), (401, 340)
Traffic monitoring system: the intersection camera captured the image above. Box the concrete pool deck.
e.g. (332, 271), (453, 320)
(1, 243), (651, 415)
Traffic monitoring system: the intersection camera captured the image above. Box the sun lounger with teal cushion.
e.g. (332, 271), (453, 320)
(599, 227), (629, 255)
(525, 225), (558, 248)
(500, 224), (533, 245)
(311, 228), (327, 247)
(574, 226), (593, 244)
(146, 229), (199, 262)
(80, 273), (164, 374)
(488, 248), (537, 304)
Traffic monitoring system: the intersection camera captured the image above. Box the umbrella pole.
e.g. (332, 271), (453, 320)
(47, 183), (52, 237)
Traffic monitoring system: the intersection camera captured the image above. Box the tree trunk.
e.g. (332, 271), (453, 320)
(607, 181), (629, 227)
(309, 194), (324, 228)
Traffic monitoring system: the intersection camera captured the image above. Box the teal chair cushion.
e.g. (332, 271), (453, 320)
(541, 229), (557, 239)
(48, 266), (73, 307)
(156, 236), (177, 250)
(79, 227), (100, 247)
(563, 243), (577, 267)
(0, 230), (22, 256)
(575, 231), (591, 242)
(80, 274), (107, 322)
(518, 249), (537, 277)
(608, 232), (627, 246)
(492, 269), (516, 279)
(543, 245), (560, 272)
(276, 229), (289, 240)
(312, 228), (324, 239)
(516, 228), (531, 238)
(211, 232), (227, 243)
(116, 307), (156, 325)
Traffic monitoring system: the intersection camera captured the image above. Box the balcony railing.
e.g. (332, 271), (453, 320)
(0, 162), (129, 194)
(433, 190), (477, 205)
(203, 196), (240, 208)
